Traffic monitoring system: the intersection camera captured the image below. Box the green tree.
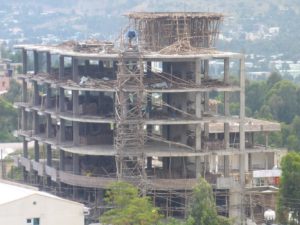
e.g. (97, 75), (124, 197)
(188, 177), (232, 225)
(277, 152), (300, 224)
(267, 71), (282, 89)
(266, 80), (298, 123)
(100, 182), (161, 225)
(246, 81), (267, 115)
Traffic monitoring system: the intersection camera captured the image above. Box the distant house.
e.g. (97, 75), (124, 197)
(0, 180), (85, 225)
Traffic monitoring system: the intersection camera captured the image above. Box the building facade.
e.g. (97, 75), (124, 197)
(0, 180), (84, 225)
(13, 12), (282, 223)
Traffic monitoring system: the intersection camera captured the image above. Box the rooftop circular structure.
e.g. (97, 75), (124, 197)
(126, 12), (224, 52)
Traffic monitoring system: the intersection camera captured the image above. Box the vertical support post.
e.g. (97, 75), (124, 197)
(84, 59), (90, 76)
(73, 154), (79, 175)
(146, 61), (152, 77)
(239, 55), (246, 225)
(59, 119), (65, 143)
(22, 49), (27, 74)
(22, 79), (27, 102)
(59, 55), (64, 80)
(46, 114), (52, 138)
(59, 88), (65, 112)
(72, 57), (79, 83)
(46, 144), (52, 166)
(21, 109), (27, 130)
(59, 150), (65, 171)
(45, 84), (51, 109)
(33, 50), (39, 75)
(224, 57), (230, 176)
(23, 139), (28, 158)
(204, 59), (209, 112)
(72, 90), (79, 116)
(34, 140), (39, 162)
(195, 59), (202, 178)
(33, 81), (39, 106)
(147, 157), (152, 170)
(32, 111), (39, 134)
(23, 138), (28, 182)
(73, 121), (79, 146)
(46, 52), (51, 74)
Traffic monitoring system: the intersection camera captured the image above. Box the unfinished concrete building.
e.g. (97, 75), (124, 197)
(13, 12), (282, 223)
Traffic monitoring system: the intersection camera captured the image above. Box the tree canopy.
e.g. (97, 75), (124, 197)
(100, 182), (161, 225)
(188, 177), (232, 225)
(277, 152), (300, 224)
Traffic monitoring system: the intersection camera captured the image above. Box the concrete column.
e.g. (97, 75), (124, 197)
(46, 144), (52, 166)
(23, 139), (28, 158)
(73, 122), (79, 146)
(21, 108), (27, 130)
(73, 154), (80, 175)
(22, 139), (29, 182)
(33, 50), (39, 75)
(72, 90), (79, 116)
(22, 49), (27, 74)
(195, 59), (202, 178)
(59, 88), (65, 112)
(239, 56), (246, 225)
(32, 111), (39, 134)
(46, 52), (51, 74)
(72, 57), (79, 82)
(34, 140), (39, 162)
(46, 114), (52, 138)
(59, 119), (65, 143)
(224, 58), (230, 176)
(59, 55), (64, 80)
(146, 94), (152, 118)
(84, 59), (90, 76)
(147, 157), (152, 170)
(59, 150), (65, 171)
(98, 60), (104, 73)
(265, 132), (269, 148)
(146, 61), (152, 77)
(45, 84), (51, 108)
(22, 79), (27, 102)
(204, 59), (209, 112)
(224, 123), (230, 177)
(33, 81), (39, 106)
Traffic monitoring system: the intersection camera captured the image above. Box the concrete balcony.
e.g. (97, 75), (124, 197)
(32, 160), (45, 176)
(19, 156), (31, 172)
(45, 165), (58, 182)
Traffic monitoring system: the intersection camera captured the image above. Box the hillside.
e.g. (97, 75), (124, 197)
(0, 0), (299, 60)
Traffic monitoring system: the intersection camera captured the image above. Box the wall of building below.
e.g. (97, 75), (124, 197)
(0, 194), (84, 225)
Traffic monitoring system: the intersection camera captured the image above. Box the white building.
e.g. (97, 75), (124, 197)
(0, 180), (85, 225)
